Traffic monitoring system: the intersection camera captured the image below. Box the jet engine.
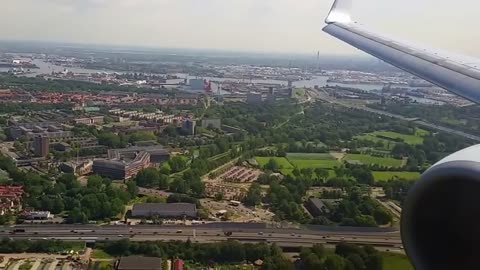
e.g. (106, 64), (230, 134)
(401, 144), (480, 269)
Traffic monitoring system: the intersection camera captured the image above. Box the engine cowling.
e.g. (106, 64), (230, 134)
(401, 144), (480, 270)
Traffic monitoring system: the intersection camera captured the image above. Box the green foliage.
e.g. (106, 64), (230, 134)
(244, 183), (262, 207)
(0, 238), (84, 254)
(96, 239), (293, 269)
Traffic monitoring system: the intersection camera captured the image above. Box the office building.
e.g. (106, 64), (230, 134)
(247, 92), (262, 104)
(33, 136), (49, 157)
(93, 151), (150, 180)
(131, 203), (197, 218)
(108, 146), (170, 164)
(201, 118), (221, 130)
(116, 256), (162, 270)
(182, 119), (196, 135)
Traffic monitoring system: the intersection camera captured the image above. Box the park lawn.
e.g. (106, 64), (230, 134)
(286, 153), (335, 160)
(382, 252), (413, 270)
(255, 157), (294, 169)
(92, 249), (113, 259)
(288, 159), (341, 169)
(371, 131), (424, 145)
(345, 154), (403, 167)
(373, 171), (421, 182)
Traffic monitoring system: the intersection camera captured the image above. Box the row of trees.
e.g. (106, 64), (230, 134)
(98, 239), (293, 270)
(300, 242), (384, 270)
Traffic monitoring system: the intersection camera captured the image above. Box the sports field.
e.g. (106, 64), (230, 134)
(373, 171), (420, 181)
(356, 129), (429, 146)
(288, 159), (341, 169)
(345, 154), (404, 167)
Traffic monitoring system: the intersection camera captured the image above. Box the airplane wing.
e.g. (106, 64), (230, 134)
(323, 0), (480, 104)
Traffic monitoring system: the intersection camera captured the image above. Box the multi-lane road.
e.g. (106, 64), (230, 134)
(1, 224), (403, 252)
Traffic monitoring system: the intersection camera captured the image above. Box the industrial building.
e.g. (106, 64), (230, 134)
(247, 92), (262, 104)
(9, 125), (73, 140)
(93, 151), (150, 180)
(116, 256), (163, 270)
(305, 198), (330, 217)
(182, 119), (196, 135)
(59, 160), (93, 176)
(108, 146), (170, 163)
(33, 136), (49, 158)
(201, 119), (221, 130)
(131, 203), (197, 219)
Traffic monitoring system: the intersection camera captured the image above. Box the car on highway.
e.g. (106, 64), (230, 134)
(258, 232), (264, 235)
(176, 230), (183, 234)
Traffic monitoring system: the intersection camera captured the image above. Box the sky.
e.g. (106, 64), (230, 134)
(1, 0), (480, 56)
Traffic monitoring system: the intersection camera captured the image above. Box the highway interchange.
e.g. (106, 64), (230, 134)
(1, 224), (403, 252)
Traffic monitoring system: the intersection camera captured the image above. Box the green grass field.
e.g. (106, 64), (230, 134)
(255, 157), (294, 169)
(357, 129), (429, 147)
(382, 252), (413, 270)
(92, 249), (113, 259)
(345, 154), (403, 167)
(371, 130), (425, 144)
(373, 171), (421, 181)
(288, 159), (341, 169)
(286, 153), (335, 160)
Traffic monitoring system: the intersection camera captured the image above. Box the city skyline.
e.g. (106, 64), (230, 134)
(1, 0), (480, 56)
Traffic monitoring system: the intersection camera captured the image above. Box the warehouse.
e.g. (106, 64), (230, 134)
(116, 256), (162, 270)
(131, 203), (197, 219)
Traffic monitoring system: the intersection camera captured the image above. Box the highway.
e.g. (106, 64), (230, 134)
(0, 225), (403, 251)
(310, 89), (480, 142)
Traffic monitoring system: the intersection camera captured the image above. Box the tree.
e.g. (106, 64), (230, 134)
(265, 158), (280, 171)
(373, 207), (393, 225)
(52, 197), (65, 214)
(315, 168), (329, 181)
(365, 254), (383, 270)
(158, 174), (169, 190)
(346, 254), (366, 270)
(214, 193), (224, 201)
(244, 183), (262, 206)
(323, 255), (345, 270)
(87, 175), (104, 190)
(126, 181), (138, 198)
(168, 157), (188, 173)
(135, 168), (160, 188)
(67, 208), (88, 224)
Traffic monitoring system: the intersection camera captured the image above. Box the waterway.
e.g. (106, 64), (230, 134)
(1, 59), (386, 91)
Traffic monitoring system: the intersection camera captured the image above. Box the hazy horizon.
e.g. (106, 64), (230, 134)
(2, 0), (480, 57)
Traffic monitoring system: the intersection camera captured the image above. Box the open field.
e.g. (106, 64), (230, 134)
(373, 171), (421, 181)
(382, 252), (413, 270)
(344, 154), (403, 167)
(286, 153), (335, 160)
(365, 130), (426, 145)
(288, 159), (341, 169)
(91, 249), (112, 259)
(255, 157), (293, 169)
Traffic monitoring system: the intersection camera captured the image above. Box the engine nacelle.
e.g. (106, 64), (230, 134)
(402, 144), (480, 270)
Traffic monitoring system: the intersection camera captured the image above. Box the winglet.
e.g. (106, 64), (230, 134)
(325, 0), (352, 24)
